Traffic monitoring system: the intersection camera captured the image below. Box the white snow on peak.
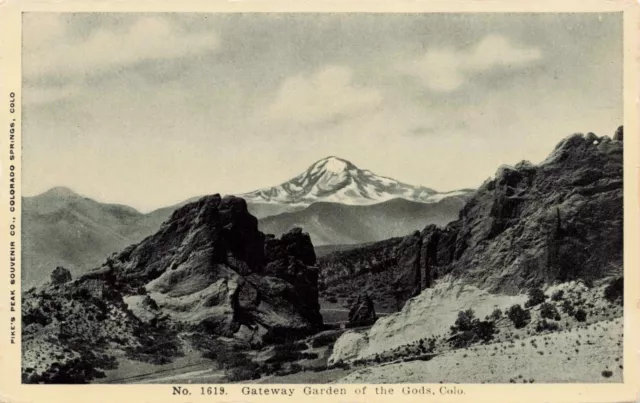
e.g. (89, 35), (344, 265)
(240, 156), (472, 206)
(323, 157), (350, 174)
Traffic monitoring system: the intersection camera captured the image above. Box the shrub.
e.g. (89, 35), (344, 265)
(449, 309), (496, 348)
(450, 309), (476, 333)
(574, 309), (587, 322)
(507, 304), (531, 329)
(226, 367), (260, 381)
(601, 370), (613, 378)
(474, 320), (497, 343)
(490, 308), (503, 321)
(561, 300), (575, 316)
(535, 319), (559, 333)
(540, 302), (561, 321)
(289, 363), (303, 374)
(604, 277), (623, 305)
(330, 360), (351, 370)
(551, 290), (564, 301)
(525, 288), (547, 308)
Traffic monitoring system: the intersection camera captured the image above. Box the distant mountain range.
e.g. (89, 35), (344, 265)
(259, 197), (465, 246)
(22, 157), (473, 286)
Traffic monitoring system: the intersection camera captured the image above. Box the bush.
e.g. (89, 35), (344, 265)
(450, 309), (476, 333)
(449, 309), (496, 348)
(507, 304), (531, 329)
(289, 363), (303, 374)
(535, 319), (559, 333)
(574, 309), (587, 322)
(604, 277), (623, 305)
(525, 288), (547, 308)
(330, 360), (350, 370)
(561, 300), (575, 315)
(226, 367), (260, 381)
(540, 302), (561, 321)
(490, 308), (503, 321)
(474, 320), (497, 343)
(601, 370), (613, 378)
(551, 290), (564, 301)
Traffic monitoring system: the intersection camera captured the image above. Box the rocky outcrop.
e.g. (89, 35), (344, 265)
(348, 294), (377, 326)
(613, 125), (623, 141)
(94, 195), (323, 342)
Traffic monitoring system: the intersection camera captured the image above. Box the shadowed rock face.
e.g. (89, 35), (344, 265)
(319, 130), (623, 307)
(348, 294), (377, 326)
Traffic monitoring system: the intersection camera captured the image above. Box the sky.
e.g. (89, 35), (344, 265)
(22, 13), (623, 212)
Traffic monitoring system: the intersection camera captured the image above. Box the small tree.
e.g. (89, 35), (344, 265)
(450, 309), (476, 333)
(474, 320), (497, 343)
(561, 299), (575, 315)
(525, 287), (547, 308)
(574, 309), (587, 322)
(540, 302), (561, 321)
(450, 309), (496, 348)
(507, 304), (531, 329)
(490, 308), (503, 321)
(535, 319), (559, 333)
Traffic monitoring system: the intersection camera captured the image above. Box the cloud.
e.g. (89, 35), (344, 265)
(399, 35), (542, 92)
(23, 15), (220, 79)
(23, 83), (82, 106)
(264, 66), (383, 125)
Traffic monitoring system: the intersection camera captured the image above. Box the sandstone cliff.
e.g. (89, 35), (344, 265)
(320, 130), (623, 310)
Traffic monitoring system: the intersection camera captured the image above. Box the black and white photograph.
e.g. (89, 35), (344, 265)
(7, 9), (633, 389)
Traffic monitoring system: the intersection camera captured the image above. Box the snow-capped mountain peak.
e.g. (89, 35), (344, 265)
(240, 156), (471, 206)
(309, 156), (355, 175)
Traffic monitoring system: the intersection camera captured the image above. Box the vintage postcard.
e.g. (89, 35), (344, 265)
(0, 0), (639, 402)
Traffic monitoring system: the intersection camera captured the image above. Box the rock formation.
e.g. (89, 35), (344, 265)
(23, 195), (323, 382)
(348, 294), (377, 326)
(320, 129), (623, 309)
(328, 129), (624, 364)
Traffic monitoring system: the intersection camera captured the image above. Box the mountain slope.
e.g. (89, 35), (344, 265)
(22, 188), (151, 287)
(241, 156), (471, 206)
(258, 196), (467, 246)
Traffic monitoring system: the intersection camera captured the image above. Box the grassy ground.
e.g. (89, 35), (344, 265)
(97, 352), (215, 384)
(339, 317), (623, 383)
